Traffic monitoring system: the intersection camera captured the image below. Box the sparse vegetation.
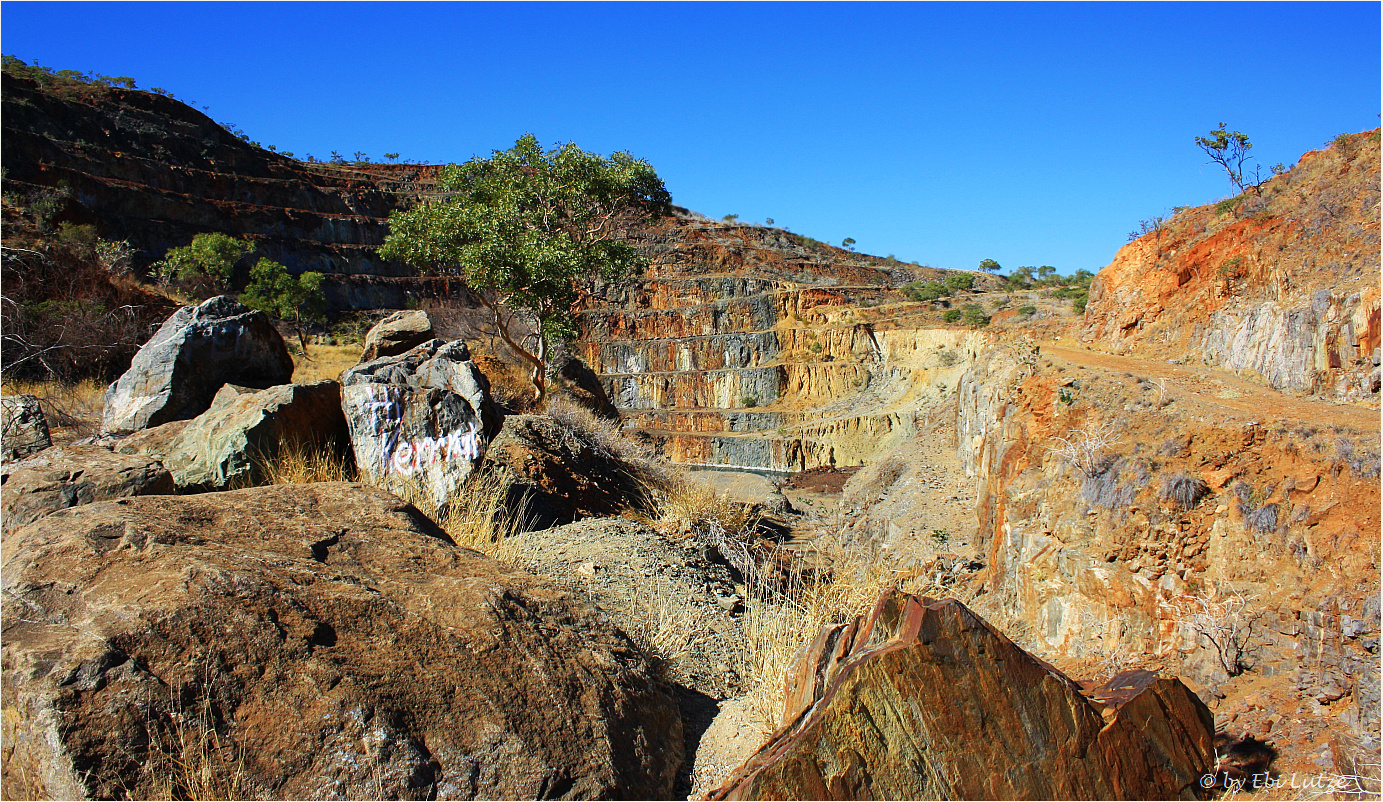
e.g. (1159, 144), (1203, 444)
(1050, 419), (1122, 478)
(1159, 471), (1210, 510)
(1171, 588), (1263, 677)
(546, 396), (674, 492)
(1196, 123), (1264, 196)
(1, 191), (178, 385)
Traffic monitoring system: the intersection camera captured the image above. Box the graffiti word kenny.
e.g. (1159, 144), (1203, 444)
(361, 386), (481, 476)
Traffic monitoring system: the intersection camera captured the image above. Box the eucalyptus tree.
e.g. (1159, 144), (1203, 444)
(379, 134), (671, 403)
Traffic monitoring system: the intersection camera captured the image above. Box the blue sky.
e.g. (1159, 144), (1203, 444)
(3, 2), (1379, 274)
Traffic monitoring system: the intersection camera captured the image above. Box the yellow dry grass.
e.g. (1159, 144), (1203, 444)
(251, 442), (357, 485)
(291, 342), (361, 385)
(1, 377), (108, 439)
(635, 476), (920, 734)
(140, 710), (252, 801)
(738, 535), (929, 734)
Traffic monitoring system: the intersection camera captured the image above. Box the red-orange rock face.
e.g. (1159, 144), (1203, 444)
(1082, 130), (1380, 400)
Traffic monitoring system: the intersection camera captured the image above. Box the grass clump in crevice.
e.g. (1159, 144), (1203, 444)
(546, 395), (676, 493)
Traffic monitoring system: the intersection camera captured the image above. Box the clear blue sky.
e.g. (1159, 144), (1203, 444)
(3, 2), (1379, 274)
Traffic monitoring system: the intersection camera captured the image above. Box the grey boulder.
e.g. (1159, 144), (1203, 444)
(101, 296), (294, 435)
(340, 339), (502, 511)
(359, 310), (435, 363)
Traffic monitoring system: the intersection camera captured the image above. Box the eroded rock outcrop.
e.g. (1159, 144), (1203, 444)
(0, 445), (174, 536)
(709, 590), (1214, 800)
(1081, 131), (1380, 401)
(1, 482), (682, 800)
(120, 380), (348, 491)
(482, 413), (657, 527)
(340, 339), (503, 510)
(101, 296), (294, 435)
(0, 395), (51, 462)
(950, 342), (1381, 772)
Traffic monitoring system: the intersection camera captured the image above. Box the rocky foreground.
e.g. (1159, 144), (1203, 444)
(1, 299), (1219, 800)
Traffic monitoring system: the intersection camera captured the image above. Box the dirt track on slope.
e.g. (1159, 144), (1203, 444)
(1043, 343), (1379, 433)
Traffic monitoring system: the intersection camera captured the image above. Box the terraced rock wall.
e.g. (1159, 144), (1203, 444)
(576, 225), (997, 471)
(0, 71), (451, 312)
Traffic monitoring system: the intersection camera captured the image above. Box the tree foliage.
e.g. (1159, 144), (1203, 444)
(978, 258), (1001, 274)
(379, 134), (671, 402)
(238, 258), (326, 351)
(239, 258), (325, 323)
(153, 232), (252, 292)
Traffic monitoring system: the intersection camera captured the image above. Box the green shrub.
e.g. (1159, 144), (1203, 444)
(943, 273), (975, 292)
(960, 303), (990, 326)
(154, 232), (252, 290)
(942, 309), (962, 323)
(904, 281), (949, 302)
(1018, 306), (1037, 317)
(1214, 196), (1243, 216)
(239, 258), (326, 348)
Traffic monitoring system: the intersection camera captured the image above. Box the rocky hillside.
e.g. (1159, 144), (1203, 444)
(1, 68), (457, 311)
(1083, 130), (1380, 401)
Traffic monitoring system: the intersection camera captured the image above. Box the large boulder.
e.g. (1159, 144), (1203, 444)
(340, 339), (502, 511)
(482, 414), (660, 528)
(708, 590), (1215, 800)
(551, 354), (621, 420)
(1, 483), (683, 800)
(1, 394), (52, 463)
(359, 310), (435, 363)
(101, 296), (294, 435)
(0, 445), (174, 536)
(118, 381), (349, 492)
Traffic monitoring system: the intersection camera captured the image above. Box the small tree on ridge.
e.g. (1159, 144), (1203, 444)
(1196, 123), (1263, 196)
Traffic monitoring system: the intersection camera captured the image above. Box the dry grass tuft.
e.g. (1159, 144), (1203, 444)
(141, 709), (252, 801)
(252, 441), (357, 485)
(387, 468), (532, 561)
(625, 575), (701, 675)
(643, 478), (760, 542)
(546, 396), (674, 491)
(291, 342), (362, 385)
(249, 438), (528, 561)
(638, 474), (937, 735)
(737, 533), (931, 733)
